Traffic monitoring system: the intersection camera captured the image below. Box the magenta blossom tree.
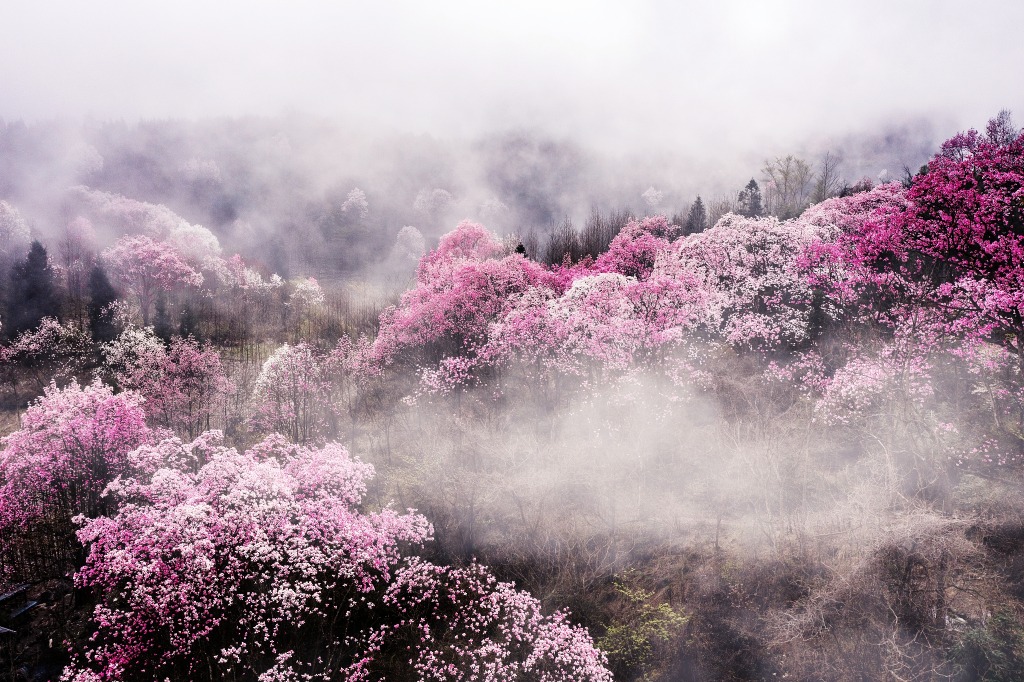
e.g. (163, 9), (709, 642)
(807, 122), (1024, 358)
(371, 222), (554, 371)
(593, 215), (677, 280)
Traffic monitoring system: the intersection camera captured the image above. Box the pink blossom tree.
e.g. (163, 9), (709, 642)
(251, 342), (329, 443)
(371, 222), (553, 371)
(593, 215), (677, 280)
(0, 317), (91, 398)
(0, 380), (151, 584)
(64, 434), (611, 681)
(103, 328), (231, 438)
(103, 235), (203, 325)
(417, 220), (504, 279)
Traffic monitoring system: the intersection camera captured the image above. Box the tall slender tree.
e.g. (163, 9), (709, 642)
(737, 179), (763, 217)
(87, 264), (120, 343)
(684, 196), (708, 234)
(153, 291), (173, 342)
(812, 151), (843, 203)
(5, 240), (59, 339)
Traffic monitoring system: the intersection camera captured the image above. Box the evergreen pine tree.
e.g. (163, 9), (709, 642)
(87, 264), (120, 343)
(737, 179), (763, 218)
(684, 196), (708, 234)
(5, 240), (59, 339)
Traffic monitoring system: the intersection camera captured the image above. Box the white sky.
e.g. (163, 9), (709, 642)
(2, 0), (1022, 155)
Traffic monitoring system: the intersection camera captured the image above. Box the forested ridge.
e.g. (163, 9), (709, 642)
(2, 112), (1024, 680)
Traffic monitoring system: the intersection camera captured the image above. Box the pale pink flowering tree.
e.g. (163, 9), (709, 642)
(341, 187), (369, 219)
(813, 342), (935, 427)
(64, 433), (611, 682)
(224, 253), (278, 293)
(101, 325), (166, 378)
(414, 187), (455, 226)
(0, 317), (91, 397)
(641, 186), (663, 210)
(482, 268), (714, 387)
(392, 225), (426, 263)
(0, 199), (31, 262)
(251, 343), (329, 443)
(103, 328), (231, 438)
(541, 273), (643, 372)
(479, 197), (510, 226)
(355, 558), (613, 682)
(70, 187), (182, 237)
(64, 141), (104, 177)
(168, 222), (225, 277)
(417, 354), (483, 395)
(287, 276), (325, 340)
(0, 380), (151, 584)
(103, 235), (203, 325)
(180, 157), (222, 184)
(673, 213), (824, 349)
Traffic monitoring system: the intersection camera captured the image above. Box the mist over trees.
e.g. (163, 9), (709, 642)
(0, 114), (937, 284)
(0, 111), (1022, 681)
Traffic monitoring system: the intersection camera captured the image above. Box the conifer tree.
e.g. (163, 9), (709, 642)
(737, 179), (763, 217)
(5, 240), (59, 339)
(87, 264), (120, 343)
(684, 196), (708, 234)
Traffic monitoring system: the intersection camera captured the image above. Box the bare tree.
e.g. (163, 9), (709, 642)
(811, 151), (843, 204)
(762, 155), (813, 218)
(580, 207), (616, 259)
(521, 228), (541, 261)
(544, 217), (581, 265)
(706, 195), (737, 227)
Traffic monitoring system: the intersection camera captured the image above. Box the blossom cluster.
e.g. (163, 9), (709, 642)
(62, 433), (610, 681)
